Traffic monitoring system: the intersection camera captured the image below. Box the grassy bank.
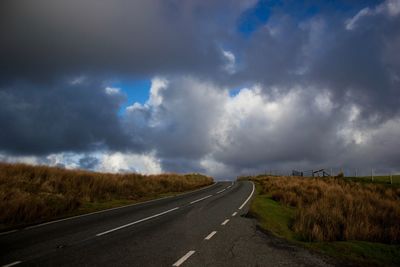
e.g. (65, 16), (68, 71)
(243, 175), (400, 266)
(0, 163), (213, 231)
(345, 175), (400, 185)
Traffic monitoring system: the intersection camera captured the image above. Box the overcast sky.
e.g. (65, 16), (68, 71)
(1, 0), (400, 179)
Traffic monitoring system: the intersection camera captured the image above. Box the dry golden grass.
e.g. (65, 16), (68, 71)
(0, 162), (213, 229)
(249, 175), (400, 244)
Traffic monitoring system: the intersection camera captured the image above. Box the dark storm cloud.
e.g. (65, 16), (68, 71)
(237, 16), (308, 86)
(236, 0), (400, 121)
(124, 77), (226, 160)
(211, 90), (345, 169)
(1, 0), (400, 177)
(160, 158), (206, 175)
(0, 0), (255, 84)
(0, 0), (251, 157)
(79, 155), (100, 170)
(308, 10), (400, 121)
(0, 80), (135, 155)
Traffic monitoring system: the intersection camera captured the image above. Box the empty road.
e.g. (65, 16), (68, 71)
(1, 181), (334, 267)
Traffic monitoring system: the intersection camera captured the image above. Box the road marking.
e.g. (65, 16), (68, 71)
(24, 183), (218, 230)
(204, 231), (217, 240)
(26, 202), (176, 230)
(0, 230), (17, 236)
(189, 195), (212, 204)
(239, 182), (255, 210)
(2, 261), (22, 267)
(216, 189), (226, 194)
(221, 219), (230, 226)
(232, 212), (237, 217)
(172, 250), (195, 266)
(96, 207), (179, 236)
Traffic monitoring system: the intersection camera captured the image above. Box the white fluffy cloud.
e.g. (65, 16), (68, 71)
(97, 152), (162, 174)
(3, 73), (400, 178)
(2, 0), (400, 179)
(221, 50), (236, 74)
(0, 151), (162, 174)
(120, 76), (400, 178)
(345, 0), (400, 30)
(105, 87), (121, 95)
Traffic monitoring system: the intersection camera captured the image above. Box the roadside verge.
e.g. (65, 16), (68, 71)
(243, 176), (400, 267)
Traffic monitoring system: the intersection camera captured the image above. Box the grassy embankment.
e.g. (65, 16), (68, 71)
(345, 175), (400, 185)
(240, 175), (400, 266)
(0, 163), (213, 231)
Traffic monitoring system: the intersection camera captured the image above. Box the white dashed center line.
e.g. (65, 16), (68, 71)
(204, 231), (217, 240)
(221, 219), (230, 226)
(216, 189), (226, 194)
(189, 195), (212, 204)
(172, 250), (195, 266)
(232, 212), (237, 217)
(96, 207), (179, 236)
(2, 261), (22, 267)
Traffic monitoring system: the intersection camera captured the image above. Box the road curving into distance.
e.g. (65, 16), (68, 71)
(1, 181), (333, 267)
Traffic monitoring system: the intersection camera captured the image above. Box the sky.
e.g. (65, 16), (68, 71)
(1, 0), (400, 179)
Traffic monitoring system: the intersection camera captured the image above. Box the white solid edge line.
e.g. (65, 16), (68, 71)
(204, 231), (217, 240)
(221, 219), (230, 226)
(96, 207), (179, 237)
(172, 250), (195, 266)
(216, 189), (226, 194)
(2, 261), (22, 267)
(232, 212), (237, 217)
(189, 195), (212, 204)
(238, 182), (255, 210)
(23, 182), (218, 231)
(0, 230), (17, 236)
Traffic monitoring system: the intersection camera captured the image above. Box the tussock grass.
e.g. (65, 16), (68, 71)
(346, 175), (400, 185)
(0, 162), (213, 230)
(248, 175), (400, 244)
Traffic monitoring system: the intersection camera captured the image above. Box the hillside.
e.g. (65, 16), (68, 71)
(0, 163), (213, 231)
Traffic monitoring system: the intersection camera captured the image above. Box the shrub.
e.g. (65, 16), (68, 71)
(253, 175), (400, 244)
(0, 163), (213, 228)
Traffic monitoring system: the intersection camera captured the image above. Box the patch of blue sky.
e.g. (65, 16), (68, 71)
(237, 0), (271, 37)
(298, 5), (319, 20)
(229, 82), (254, 97)
(322, 0), (383, 12)
(286, 0), (383, 18)
(236, 0), (382, 37)
(112, 78), (151, 115)
(229, 87), (242, 97)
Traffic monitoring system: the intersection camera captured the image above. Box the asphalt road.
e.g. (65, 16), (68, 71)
(1, 181), (334, 267)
